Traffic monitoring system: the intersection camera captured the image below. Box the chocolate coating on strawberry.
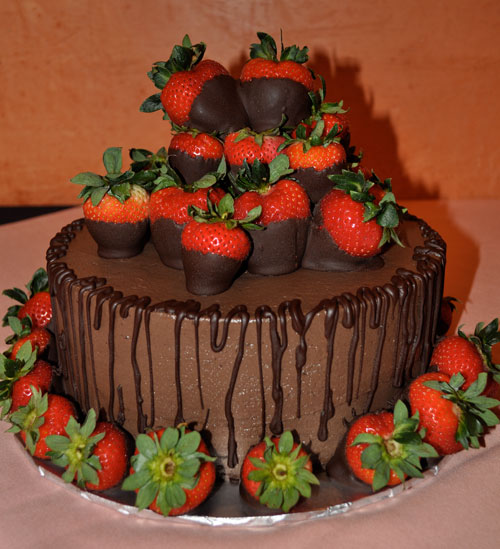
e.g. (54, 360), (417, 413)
(85, 219), (150, 259)
(291, 165), (344, 204)
(239, 78), (312, 133)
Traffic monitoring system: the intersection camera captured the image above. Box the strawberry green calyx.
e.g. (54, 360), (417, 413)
(231, 155), (294, 195)
(189, 193), (262, 231)
(0, 342), (37, 417)
(306, 75), (348, 121)
(328, 169), (406, 248)
(141, 35), (206, 114)
(71, 147), (144, 207)
(282, 119), (341, 154)
(423, 372), (500, 449)
(2, 268), (48, 327)
(250, 31), (309, 64)
(45, 409), (105, 487)
(460, 319), (500, 382)
(248, 431), (319, 512)
(8, 387), (47, 455)
(122, 425), (215, 516)
(351, 401), (438, 492)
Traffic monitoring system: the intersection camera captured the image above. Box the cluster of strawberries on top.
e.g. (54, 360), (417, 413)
(1, 269), (499, 514)
(71, 32), (405, 295)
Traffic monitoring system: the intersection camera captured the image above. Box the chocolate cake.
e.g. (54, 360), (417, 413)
(46, 214), (445, 480)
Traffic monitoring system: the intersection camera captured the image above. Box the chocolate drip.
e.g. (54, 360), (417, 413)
(318, 301), (338, 441)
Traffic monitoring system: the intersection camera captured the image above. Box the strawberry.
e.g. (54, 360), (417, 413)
(181, 194), (260, 295)
(168, 128), (224, 184)
(11, 359), (52, 412)
(122, 425), (216, 516)
(224, 128), (285, 175)
(293, 77), (350, 145)
(46, 409), (129, 491)
(302, 170), (405, 271)
(283, 120), (347, 204)
(408, 371), (500, 455)
(7, 316), (50, 359)
(8, 389), (75, 459)
(436, 296), (459, 336)
(2, 268), (51, 329)
(232, 155), (311, 275)
(345, 400), (438, 492)
(0, 341), (38, 416)
(432, 318), (500, 389)
(149, 160), (226, 269)
(240, 430), (319, 512)
(142, 35), (248, 134)
(239, 32), (315, 132)
(71, 147), (150, 258)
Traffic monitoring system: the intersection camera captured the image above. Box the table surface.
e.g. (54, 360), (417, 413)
(1, 201), (499, 549)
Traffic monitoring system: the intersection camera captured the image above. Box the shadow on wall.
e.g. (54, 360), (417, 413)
(309, 49), (439, 200)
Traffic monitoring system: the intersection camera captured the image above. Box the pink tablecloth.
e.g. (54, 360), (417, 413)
(1, 201), (499, 549)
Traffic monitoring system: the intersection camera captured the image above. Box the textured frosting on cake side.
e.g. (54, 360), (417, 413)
(46, 215), (445, 479)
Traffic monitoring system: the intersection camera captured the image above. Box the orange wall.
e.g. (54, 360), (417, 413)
(1, 0), (499, 205)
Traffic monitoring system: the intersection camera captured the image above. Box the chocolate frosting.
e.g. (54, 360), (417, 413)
(46, 215), (446, 480)
(85, 219), (149, 259)
(188, 74), (249, 134)
(167, 149), (221, 186)
(246, 218), (308, 275)
(239, 78), (312, 133)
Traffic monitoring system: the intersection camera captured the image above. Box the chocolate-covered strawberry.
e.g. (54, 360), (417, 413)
(181, 194), (261, 295)
(149, 160), (226, 269)
(239, 32), (315, 132)
(168, 127), (224, 184)
(302, 169), (405, 272)
(283, 119), (346, 204)
(224, 127), (285, 176)
(71, 147), (150, 259)
(142, 35), (248, 134)
(232, 155), (310, 275)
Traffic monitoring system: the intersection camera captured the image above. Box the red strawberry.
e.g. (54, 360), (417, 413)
(408, 371), (499, 455)
(2, 268), (51, 329)
(143, 35), (248, 133)
(149, 163), (226, 270)
(0, 341), (38, 416)
(168, 128), (224, 185)
(432, 318), (500, 389)
(240, 430), (319, 512)
(283, 120), (347, 204)
(46, 409), (129, 491)
(10, 327), (50, 359)
(239, 32), (315, 132)
(302, 170), (405, 271)
(11, 359), (52, 412)
(8, 389), (75, 459)
(72, 147), (150, 258)
(181, 194), (259, 295)
(345, 400), (438, 491)
(224, 128), (285, 174)
(122, 425), (216, 516)
(232, 155), (310, 275)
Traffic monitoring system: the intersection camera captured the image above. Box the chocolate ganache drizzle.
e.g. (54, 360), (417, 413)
(46, 216), (445, 479)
